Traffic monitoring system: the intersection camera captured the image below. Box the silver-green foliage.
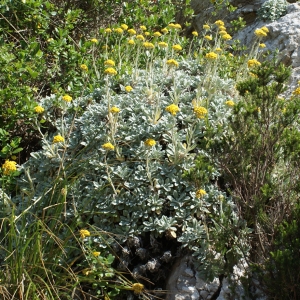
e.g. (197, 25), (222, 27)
(12, 56), (249, 270)
(257, 0), (288, 21)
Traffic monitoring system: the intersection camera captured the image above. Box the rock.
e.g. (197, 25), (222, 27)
(200, 290), (209, 299)
(183, 268), (195, 278)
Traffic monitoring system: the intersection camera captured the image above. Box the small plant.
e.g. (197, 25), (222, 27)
(257, 0), (288, 21)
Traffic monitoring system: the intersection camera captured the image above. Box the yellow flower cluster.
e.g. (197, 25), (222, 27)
(104, 68), (117, 76)
(114, 27), (123, 34)
(102, 142), (115, 151)
(196, 189), (206, 198)
(144, 139), (156, 147)
(34, 105), (44, 113)
(153, 31), (161, 37)
(110, 106), (120, 114)
(166, 59), (179, 67)
(293, 87), (300, 95)
(161, 28), (169, 34)
(247, 59), (261, 68)
(132, 283), (144, 295)
(143, 42), (155, 49)
(259, 43), (266, 48)
(203, 24), (210, 30)
(140, 25), (147, 31)
(121, 24), (128, 30)
(136, 35), (145, 40)
(93, 251), (100, 257)
(79, 229), (91, 238)
(192, 31), (198, 37)
(194, 106), (208, 119)
(90, 38), (98, 43)
(53, 135), (64, 144)
(225, 100), (235, 107)
(204, 35), (212, 41)
(62, 95), (72, 102)
(254, 26), (269, 38)
(172, 44), (182, 51)
(2, 160), (17, 175)
(80, 64), (88, 71)
(158, 42), (168, 48)
(145, 32), (150, 36)
(168, 23), (181, 29)
(215, 20), (224, 27)
(205, 52), (218, 60)
(166, 104), (180, 115)
(128, 28), (136, 35)
(222, 33), (232, 40)
(104, 59), (115, 67)
(104, 28), (112, 33)
(128, 39), (135, 45)
(125, 85), (133, 92)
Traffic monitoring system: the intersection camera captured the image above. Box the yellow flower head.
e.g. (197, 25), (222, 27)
(254, 28), (267, 38)
(90, 38), (98, 43)
(203, 24), (210, 30)
(166, 104), (180, 115)
(166, 59), (179, 67)
(261, 26), (269, 33)
(194, 106), (208, 119)
(205, 52), (218, 60)
(140, 25), (147, 31)
(2, 160), (17, 175)
(47, 38), (54, 42)
(104, 28), (112, 33)
(114, 27), (124, 34)
(215, 47), (222, 52)
(80, 64), (88, 71)
(161, 27), (169, 34)
(215, 20), (224, 27)
(225, 100), (235, 107)
(128, 28), (137, 35)
(121, 24), (128, 30)
(192, 31), (198, 37)
(79, 229), (91, 238)
(247, 59), (261, 68)
(172, 44), (182, 51)
(204, 35), (212, 41)
(222, 33), (232, 40)
(144, 139), (156, 147)
(144, 31), (150, 36)
(93, 251), (101, 257)
(62, 95), (72, 102)
(196, 189), (206, 198)
(110, 106), (120, 114)
(219, 30), (227, 35)
(168, 23), (181, 29)
(293, 87), (300, 95)
(259, 43), (266, 48)
(104, 68), (117, 76)
(143, 42), (155, 49)
(53, 135), (64, 144)
(104, 59), (115, 67)
(128, 39), (135, 45)
(125, 85), (133, 92)
(219, 25), (226, 31)
(136, 35), (145, 41)
(102, 142), (115, 151)
(153, 31), (162, 37)
(158, 42), (168, 48)
(34, 105), (45, 114)
(132, 283), (144, 295)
